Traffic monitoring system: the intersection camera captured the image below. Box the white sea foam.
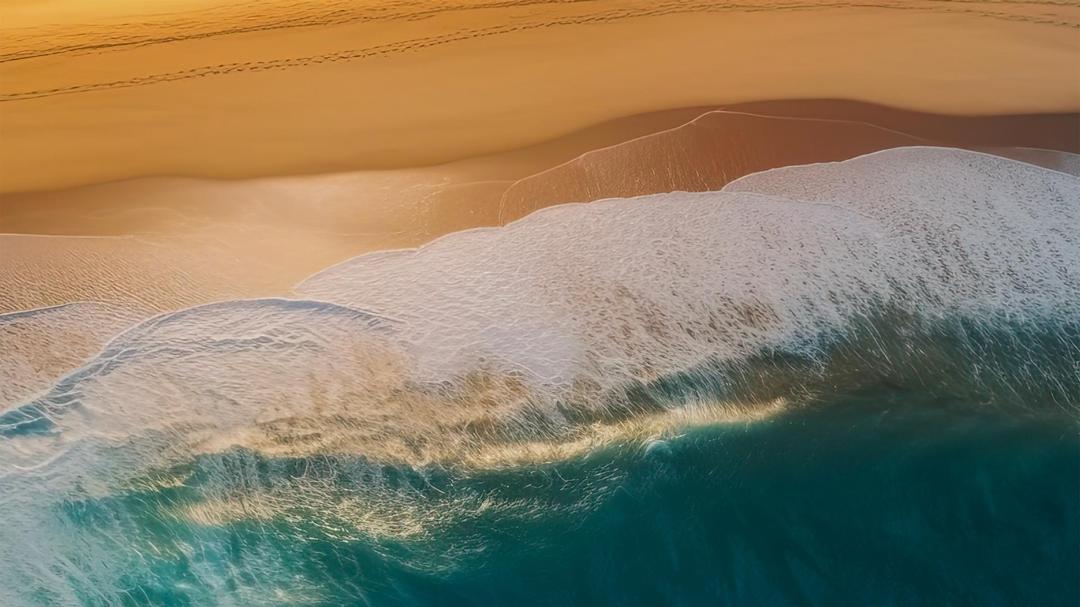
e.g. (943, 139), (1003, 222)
(299, 146), (1078, 394)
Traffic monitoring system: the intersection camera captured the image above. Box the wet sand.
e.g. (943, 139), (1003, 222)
(497, 111), (929, 222)
(2, 1), (1078, 193)
(3, 103), (1077, 313)
(497, 110), (1080, 222)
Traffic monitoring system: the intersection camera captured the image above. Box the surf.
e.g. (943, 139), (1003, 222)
(0, 147), (1077, 605)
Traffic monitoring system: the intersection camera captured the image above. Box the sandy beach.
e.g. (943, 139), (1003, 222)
(2, 1), (1078, 193)
(2, 1), (1078, 414)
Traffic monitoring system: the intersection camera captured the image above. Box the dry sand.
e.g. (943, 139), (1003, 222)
(2, 1), (1078, 192)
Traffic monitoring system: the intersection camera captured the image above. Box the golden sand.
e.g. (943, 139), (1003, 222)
(1, 2), (1077, 316)
(2, 1), (1078, 193)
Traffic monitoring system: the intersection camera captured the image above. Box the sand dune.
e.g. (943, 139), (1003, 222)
(2, 1), (1077, 192)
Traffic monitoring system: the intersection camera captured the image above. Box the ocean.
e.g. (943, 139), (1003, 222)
(1, 147), (1077, 605)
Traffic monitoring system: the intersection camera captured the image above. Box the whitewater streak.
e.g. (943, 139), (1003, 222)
(0, 147), (1077, 605)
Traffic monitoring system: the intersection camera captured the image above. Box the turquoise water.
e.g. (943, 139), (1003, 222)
(21, 320), (1079, 607)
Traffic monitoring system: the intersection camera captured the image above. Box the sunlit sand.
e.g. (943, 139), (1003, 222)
(2, 1), (1077, 192)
